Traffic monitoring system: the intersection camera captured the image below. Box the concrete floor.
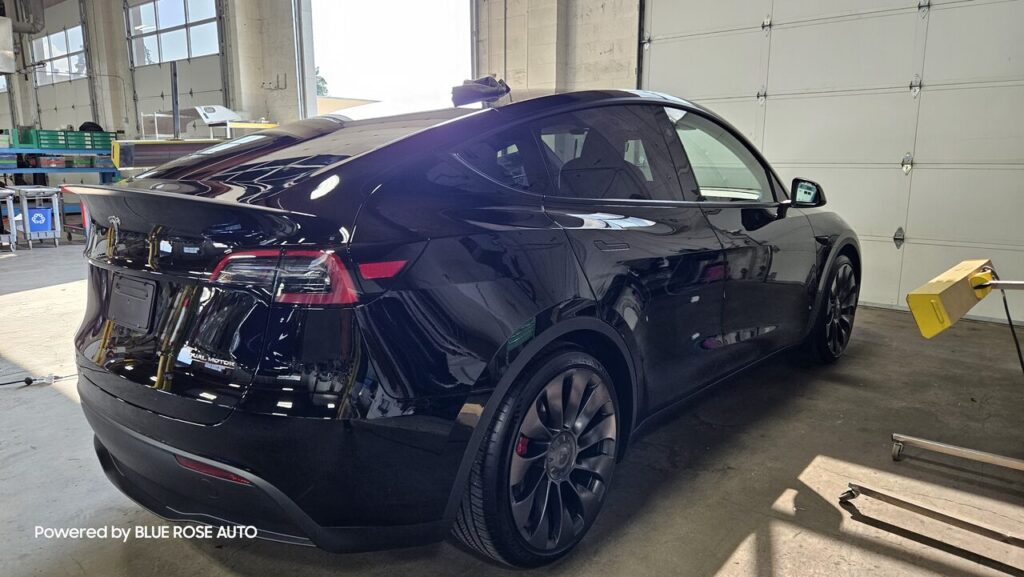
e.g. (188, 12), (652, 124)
(1, 244), (1022, 577)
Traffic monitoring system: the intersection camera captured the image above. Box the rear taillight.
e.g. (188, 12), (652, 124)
(274, 250), (358, 305)
(211, 249), (406, 305)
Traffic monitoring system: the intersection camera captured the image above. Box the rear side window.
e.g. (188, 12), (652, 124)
(531, 105), (683, 202)
(453, 127), (549, 194)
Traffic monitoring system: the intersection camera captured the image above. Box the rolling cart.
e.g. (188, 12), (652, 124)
(5, 185), (63, 249)
(840, 260), (1024, 554)
(0, 188), (15, 251)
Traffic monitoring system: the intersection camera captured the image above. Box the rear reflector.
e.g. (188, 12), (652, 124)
(174, 454), (252, 485)
(357, 260), (407, 280)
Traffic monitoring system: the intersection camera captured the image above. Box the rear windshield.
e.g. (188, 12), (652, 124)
(136, 108), (474, 186)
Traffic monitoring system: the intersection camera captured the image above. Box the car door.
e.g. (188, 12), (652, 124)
(535, 104), (728, 411)
(663, 107), (818, 370)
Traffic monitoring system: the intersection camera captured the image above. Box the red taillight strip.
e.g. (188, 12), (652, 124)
(276, 250), (359, 305)
(357, 260), (408, 280)
(210, 249), (281, 281)
(174, 454), (252, 485)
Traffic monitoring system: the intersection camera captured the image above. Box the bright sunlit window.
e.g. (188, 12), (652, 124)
(126, 0), (220, 67)
(32, 26), (87, 86)
(310, 0), (471, 118)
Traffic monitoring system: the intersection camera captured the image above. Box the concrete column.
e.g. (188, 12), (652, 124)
(480, 0), (568, 94)
(221, 0), (310, 124)
(80, 0), (135, 134)
(4, 0), (39, 128)
(475, 0), (638, 93)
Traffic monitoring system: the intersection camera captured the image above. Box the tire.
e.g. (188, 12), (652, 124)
(453, 349), (620, 567)
(809, 254), (859, 363)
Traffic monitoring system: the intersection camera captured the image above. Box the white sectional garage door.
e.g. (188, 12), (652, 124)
(642, 0), (1024, 322)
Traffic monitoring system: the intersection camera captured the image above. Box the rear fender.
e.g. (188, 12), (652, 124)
(440, 312), (640, 524)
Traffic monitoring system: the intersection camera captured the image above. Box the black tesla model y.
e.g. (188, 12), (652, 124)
(72, 90), (859, 567)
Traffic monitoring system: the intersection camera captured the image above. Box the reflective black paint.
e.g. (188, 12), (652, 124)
(71, 90), (859, 552)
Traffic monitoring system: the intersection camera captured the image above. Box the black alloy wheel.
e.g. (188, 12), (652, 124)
(814, 255), (859, 362)
(509, 365), (617, 551)
(453, 350), (619, 567)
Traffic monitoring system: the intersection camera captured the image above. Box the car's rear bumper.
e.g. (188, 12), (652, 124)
(79, 374), (452, 553)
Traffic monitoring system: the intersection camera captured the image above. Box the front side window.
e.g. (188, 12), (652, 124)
(127, 0), (219, 67)
(532, 105), (682, 202)
(31, 26), (88, 86)
(665, 107), (771, 202)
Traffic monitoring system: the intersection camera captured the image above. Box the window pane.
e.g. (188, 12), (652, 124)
(70, 53), (88, 78)
(624, 139), (654, 181)
(51, 57), (71, 83)
(187, 0), (216, 22)
(67, 26), (84, 52)
(32, 36), (49, 61)
(156, 0), (186, 28)
(540, 131), (587, 165)
(48, 31), (68, 58)
(665, 108), (769, 202)
(454, 127), (547, 193)
(159, 28), (188, 62)
(0, 75), (8, 92)
(133, 34), (159, 66)
(189, 22), (218, 57)
(130, 2), (157, 35)
(533, 105), (681, 201)
(35, 61), (53, 86)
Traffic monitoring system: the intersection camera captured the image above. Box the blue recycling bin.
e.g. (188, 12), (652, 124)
(27, 207), (52, 232)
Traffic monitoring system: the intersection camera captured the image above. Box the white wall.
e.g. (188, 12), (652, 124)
(641, 0), (1024, 322)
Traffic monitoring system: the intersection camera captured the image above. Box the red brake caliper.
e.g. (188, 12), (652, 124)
(515, 435), (529, 457)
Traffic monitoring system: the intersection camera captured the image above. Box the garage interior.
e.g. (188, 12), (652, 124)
(0, 0), (1021, 575)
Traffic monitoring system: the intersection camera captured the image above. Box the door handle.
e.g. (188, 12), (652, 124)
(594, 240), (630, 252)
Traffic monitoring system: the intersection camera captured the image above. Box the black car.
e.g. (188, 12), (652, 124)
(71, 90), (859, 567)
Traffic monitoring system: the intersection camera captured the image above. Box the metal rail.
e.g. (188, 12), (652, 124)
(839, 483), (1024, 549)
(892, 433), (1024, 472)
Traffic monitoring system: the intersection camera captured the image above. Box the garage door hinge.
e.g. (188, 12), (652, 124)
(756, 88), (767, 104)
(918, 0), (930, 15)
(893, 227), (905, 249)
(761, 15), (772, 33)
(909, 75), (922, 98)
(642, 34), (651, 51)
(901, 153), (914, 174)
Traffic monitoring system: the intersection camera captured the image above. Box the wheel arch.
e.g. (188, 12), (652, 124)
(441, 315), (640, 524)
(807, 233), (861, 335)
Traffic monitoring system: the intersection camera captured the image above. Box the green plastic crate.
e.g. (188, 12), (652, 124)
(63, 130), (114, 150)
(65, 132), (88, 147)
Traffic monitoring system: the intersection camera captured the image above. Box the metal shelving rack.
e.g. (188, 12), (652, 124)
(0, 147), (120, 244)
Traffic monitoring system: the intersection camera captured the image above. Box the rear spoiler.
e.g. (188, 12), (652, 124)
(63, 184), (309, 216)
(65, 184), (343, 246)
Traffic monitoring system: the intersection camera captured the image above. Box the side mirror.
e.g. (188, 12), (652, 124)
(791, 178), (826, 207)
